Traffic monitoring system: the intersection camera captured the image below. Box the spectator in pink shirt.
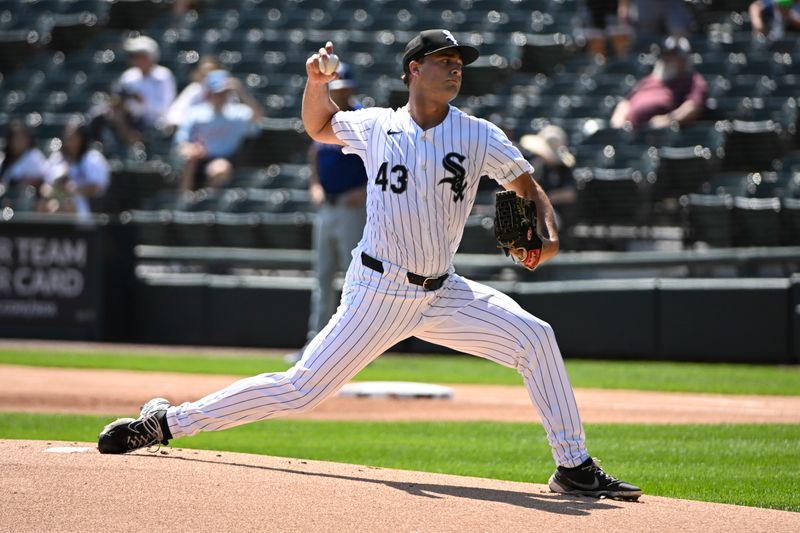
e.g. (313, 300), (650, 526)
(610, 36), (707, 131)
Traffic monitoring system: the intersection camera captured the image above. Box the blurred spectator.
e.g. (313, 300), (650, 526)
(0, 120), (49, 210)
(610, 36), (707, 131)
(618, 0), (692, 38)
(285, 64), (368, 364)
(749, 0), (800, 41)
(519, 125), (577, 228)
(165, 55), (222, 131)
(40, 121), (109, 217)
(579, 0), (632, 58)
(173, 70), (264, 191)
(109, 36), (176, 146)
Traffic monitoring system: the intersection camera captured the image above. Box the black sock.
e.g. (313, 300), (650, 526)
(158, 412), (173, 441)
(561, 457), (593, 470)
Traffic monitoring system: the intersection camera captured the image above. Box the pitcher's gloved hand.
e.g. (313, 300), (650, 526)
(494, 190), (543, 271)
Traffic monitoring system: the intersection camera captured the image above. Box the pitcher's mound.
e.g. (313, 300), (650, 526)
(0, 440), (797, 533)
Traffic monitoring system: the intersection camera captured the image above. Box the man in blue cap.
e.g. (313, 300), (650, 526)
(173, 69), (264, 191)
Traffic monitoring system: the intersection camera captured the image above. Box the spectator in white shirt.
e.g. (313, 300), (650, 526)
(165, 55), (222, 131)
(110, 36), (176, 145)
(40, 121), (110, 217)
(0, 120), (49, 210)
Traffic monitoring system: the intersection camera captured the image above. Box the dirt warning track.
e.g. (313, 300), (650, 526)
(1, 365), (798, 424)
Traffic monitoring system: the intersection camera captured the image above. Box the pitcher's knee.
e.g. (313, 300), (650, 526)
(514, 319), (557, 370)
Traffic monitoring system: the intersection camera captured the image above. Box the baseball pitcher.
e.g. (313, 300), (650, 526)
(98, 29), (641, 501)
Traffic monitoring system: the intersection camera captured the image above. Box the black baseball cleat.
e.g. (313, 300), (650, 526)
(98, 398), (173, 454)
(548, 458), (642, 500)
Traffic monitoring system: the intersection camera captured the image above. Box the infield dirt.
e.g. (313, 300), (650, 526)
(1, 439), (798, 533)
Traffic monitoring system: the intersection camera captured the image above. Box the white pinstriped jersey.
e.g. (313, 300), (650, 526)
(331, 105), (532, 276)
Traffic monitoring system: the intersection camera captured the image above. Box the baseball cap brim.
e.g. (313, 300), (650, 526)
(421, 44), (479, 65)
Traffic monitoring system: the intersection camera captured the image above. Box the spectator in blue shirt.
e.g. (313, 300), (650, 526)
(750, 0), (800, 40)
(173, 70), (264, 191)
(285, 63), (368, 363)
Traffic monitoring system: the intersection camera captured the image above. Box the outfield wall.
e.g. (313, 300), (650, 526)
(131, 274), (796, 364)
(0, 218), (797, 363)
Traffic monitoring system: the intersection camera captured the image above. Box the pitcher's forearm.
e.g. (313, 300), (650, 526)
(302, 81), (341, 143)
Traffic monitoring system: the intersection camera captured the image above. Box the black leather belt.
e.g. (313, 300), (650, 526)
(360, 252), (449, 291)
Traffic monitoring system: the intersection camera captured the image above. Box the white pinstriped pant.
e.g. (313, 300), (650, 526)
(166, 248), (590, 468)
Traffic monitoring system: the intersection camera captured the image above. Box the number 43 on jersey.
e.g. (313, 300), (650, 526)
(374, 152), (467, 202)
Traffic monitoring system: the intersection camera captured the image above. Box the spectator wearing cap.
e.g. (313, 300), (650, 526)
(610, 36), (707, 131)
(750, 0), (800, 41)
(173, 70), (264, 191)
(165, 55), (222, 131)
(285, 63), (368, 364)
(40, 121), (110, 217)
(519, 125), (577, 229)
(0, 120), (49, 210)
(111, 36), (176, 145)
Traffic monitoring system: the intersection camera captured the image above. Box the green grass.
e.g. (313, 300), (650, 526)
(0, 349), (798, 395)
(1, 412), (798, 511)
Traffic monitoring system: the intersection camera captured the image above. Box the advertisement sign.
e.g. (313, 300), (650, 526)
(0, 224), (101, 336)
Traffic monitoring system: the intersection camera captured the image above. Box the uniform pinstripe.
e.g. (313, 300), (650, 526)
(166, 104), (590, 468)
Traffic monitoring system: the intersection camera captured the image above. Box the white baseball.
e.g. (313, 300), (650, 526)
(319, 53), (339, 75)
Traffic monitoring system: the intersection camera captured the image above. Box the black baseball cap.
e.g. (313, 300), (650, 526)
(402, 29), (480, 75)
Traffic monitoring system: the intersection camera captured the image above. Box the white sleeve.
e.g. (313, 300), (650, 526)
(4, 149), (48, 182)
(154, 67), (177, 121)
(23, 149), (48, 178)
(119, 68), (137, 90)
(45, 152), (67, 183)
(482, 121), (533, 186)
(166, 83), (202, 127)
(330, 107), (383, 159)
(81, 151), (110, 192)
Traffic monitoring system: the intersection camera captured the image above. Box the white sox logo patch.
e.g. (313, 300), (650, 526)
(439, 152), (467, 202)
(442, 30), (458, 45)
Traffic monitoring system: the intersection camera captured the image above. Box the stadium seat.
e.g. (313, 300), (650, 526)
(126, 209), (174, 246)
(652, 146), (715, 201)
(578, 127), (634, 147)
(257, 212), (312, 248)
(682, 193), (734, 248)
(100, 160), (175, 213)
(214, 212), (263, 248)
(574, 166), (647, 225)
(667, 122), (726, 154)
(232, 121), (311, 167)
(722, 120), (783, 172)
(739, 171), (794, 198)
(704, 172), (749, 196)
(780, 197), (800, 245)
(458, 215), (497, 254)
(733, 196), (781, 247)
(518, 33), (573, 76)
(171, 210), (217, 246)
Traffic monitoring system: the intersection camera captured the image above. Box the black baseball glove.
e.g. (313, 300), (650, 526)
(494, 190), (543, 271)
